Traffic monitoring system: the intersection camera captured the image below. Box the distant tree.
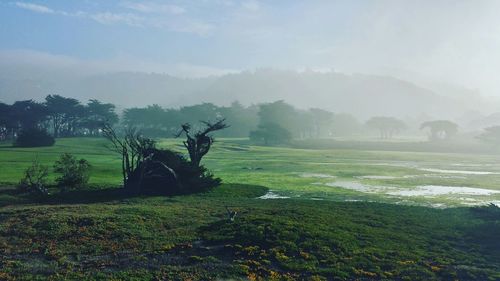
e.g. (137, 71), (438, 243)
(0, 102), (14, 140)
(123, 107), (151, 128)
(331, 113), (362, 136)
(10, 99), (54, 147)
(178, 103), (221, 127)
(257, 100), (298, 135)
(176, 119), (229, 167)
(218, 101), (259, 137)
(123, 105), (180, 137)
(10, 100), (48, 131)
(366, 116), (406, 139)
(249, 122), (292, 145)
(53, 153), (91, 192)
(254, 101), (335, 139)
(45, 94), (83, 137)
(82, 99), (118, 136)
(308, 108), (334, 138)
(295, 110), (315, 139)
(420, 120), (458, 141)
(477, 126), (500, 145)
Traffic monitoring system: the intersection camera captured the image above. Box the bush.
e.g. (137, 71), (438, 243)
(18, 158), (49, 196)
(14, 128), (55, 147)
(126, 148), (221, 195)
(53, 153), (91, 192)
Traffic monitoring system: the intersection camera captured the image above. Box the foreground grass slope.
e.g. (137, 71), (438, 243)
(0, 184), (499, 280)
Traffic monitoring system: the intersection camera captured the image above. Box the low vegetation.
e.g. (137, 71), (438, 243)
(53, 153), (91, 192)
(0, 184), (498, 280)
(101, 120), (226, 195)
(17, 158), (49, 196)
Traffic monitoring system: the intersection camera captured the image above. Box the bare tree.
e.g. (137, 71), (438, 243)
(102, 123), (220, 195)
(176, 119), (229, 167)
(101, 124), (155, 187)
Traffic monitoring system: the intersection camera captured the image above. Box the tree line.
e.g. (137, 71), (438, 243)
(122, 100), (470, 143)
(5, 95), (490, 146)
(0, 95), (350, 141)
(0, 95), (118, 141)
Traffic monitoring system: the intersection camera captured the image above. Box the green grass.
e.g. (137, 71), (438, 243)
(2, 137), (500, 206)
(0, 138), (499, 280)
(0, 184), (499, 280)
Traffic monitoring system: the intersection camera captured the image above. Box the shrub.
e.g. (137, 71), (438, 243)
(18, 158), (49, 195)
(126, 148), (221, 195)
(14, 128), (55, 147)
(53, 153), (91, 192)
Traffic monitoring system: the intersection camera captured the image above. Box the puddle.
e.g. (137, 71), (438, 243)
(298, 173), (336, 178)
(420, 174), (467, 179)
(324, 180), (500, 207)
(357, 174), (467, 180)
(451, 163), (495, 167)
(357, 175), (400, 180)
(488, 201), (500, 207)
(308, 161), (417, 168)
(325, 181), (397, 193)
(430, 203), (447, 208)
(365, 162), (417, 168)
(457, 197), (479, 202)
(419, 168), (498, 175)
(258, 191), (290, 199)
(387, 185), (500, 196)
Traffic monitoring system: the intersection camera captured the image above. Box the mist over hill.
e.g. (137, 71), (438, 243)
(0, 62), (495, 120)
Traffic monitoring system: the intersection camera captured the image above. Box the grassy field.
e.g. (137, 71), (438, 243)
(2, 137), (500, 207)
(0, 138), (499, 280)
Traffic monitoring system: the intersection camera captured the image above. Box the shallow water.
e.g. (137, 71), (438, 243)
(356, 174), (467, 180)
(325, 181), (397, 193)
(298, 173), (336, 178)
(488, 200), (500, 207)
(258, 191), (290, 199)
(356, 175), (400, 180)
(387, 185), (500, 196)
(419, 174), (468, 179)
(323, 179), (500, 207)
(419, 168), (498, 175)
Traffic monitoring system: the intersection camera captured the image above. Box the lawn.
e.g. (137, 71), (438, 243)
(2, 137), (500, 207)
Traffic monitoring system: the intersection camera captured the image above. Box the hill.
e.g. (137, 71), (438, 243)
(0, 63), (490, 119)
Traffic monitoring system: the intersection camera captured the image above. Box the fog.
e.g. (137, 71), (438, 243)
(2, 0), (500, 128)
(2, 3), (500, 279)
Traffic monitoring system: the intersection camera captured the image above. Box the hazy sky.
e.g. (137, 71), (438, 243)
(1, 0), (500, 96)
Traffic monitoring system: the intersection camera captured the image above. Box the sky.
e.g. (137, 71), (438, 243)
(1, 0), (500, 96)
